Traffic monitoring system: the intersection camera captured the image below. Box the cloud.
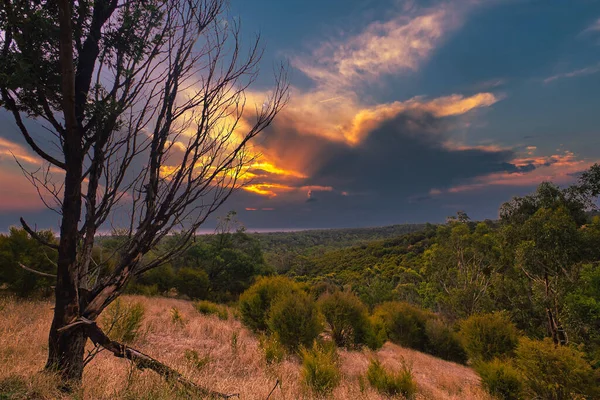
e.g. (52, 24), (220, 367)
(0, 137), (43, 165)
(543, 63), (600, 84)
(582, 17), (600, 34)
(436, 151), (594, 195)
(308, 110), (520, 198)
(292, 5), (463, 90)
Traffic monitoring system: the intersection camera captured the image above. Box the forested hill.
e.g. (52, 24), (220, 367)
(252, 224), (428, 252)
(298, 227), (436, 277)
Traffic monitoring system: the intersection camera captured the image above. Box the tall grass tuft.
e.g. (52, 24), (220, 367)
(193, 300), (228, 320)
(300, 341), (341, 395)
(366, 358), (417, 398)
(101, 299), (146, 343)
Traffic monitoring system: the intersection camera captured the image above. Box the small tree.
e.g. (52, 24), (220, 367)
(0, 0), (287, 389)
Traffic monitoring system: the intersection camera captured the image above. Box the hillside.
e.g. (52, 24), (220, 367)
(251, 223), (430, 273)
(0, 295), (490, 400)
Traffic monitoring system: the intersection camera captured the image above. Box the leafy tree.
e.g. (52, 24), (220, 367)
(174, 267), (209, 300)
(0, 0), (287, 385)
(425, 217), (500, 319)
(318, 290), (372, 349)
(0, 228), (57, 297)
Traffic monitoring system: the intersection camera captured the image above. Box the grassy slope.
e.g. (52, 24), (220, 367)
(0, 295), (489, 400)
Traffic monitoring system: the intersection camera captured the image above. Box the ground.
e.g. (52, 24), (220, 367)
(0, 295), (491, 399)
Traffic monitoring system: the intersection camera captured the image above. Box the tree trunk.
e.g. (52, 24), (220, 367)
(46, 321), (87, 382)
(46, 0), (86, 383)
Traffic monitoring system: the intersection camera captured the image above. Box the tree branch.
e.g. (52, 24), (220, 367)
(61, 317), (238, 398)
(18, 263), (56, 279)
(20, 218), (59, 250)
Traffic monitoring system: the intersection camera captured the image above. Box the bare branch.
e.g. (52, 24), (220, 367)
(18, 263), (56, 279)
(20, 218), (59, 250)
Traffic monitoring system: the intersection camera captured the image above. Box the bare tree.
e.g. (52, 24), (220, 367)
(0, 0), (288, 389)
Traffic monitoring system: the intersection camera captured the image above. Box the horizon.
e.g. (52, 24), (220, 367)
(2, 0), (600, 231)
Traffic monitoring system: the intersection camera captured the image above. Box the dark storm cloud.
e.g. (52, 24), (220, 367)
(308, 111), (521, 198)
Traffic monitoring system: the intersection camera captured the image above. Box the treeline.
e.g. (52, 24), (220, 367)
(253, 223), (426, 272)
(0, 226), (271, 303)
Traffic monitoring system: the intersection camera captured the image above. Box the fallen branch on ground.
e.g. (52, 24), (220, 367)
(60, 317), (239, 398)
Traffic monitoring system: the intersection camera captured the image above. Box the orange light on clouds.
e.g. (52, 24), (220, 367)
(242, 183), (295, 197)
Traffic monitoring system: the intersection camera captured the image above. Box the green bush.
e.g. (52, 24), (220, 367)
(259, 334), (286, 364)
(365, 315), (387, 350)
(318, 290), (373, 349)
(372, 301), (433, 351)
(300, 341), (341, 395)
(101, 299), (145, 343)
(268, 291), (323, 351)
(475, 359), (523, 400)
(515, 338), (597, 400)
(184, 349), (211, 370)
(193, 300), (228, 320)
(366, 359), (417, 398)
(459, 312), (519, 362)
(424, 319), (467, 364)
(138, 265), (176, 293)
(238, 276), (301, 332)
(174, 267), (209, 300)
(126, 283), (160, 297)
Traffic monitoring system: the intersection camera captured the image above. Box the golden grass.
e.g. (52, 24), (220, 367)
(0, 295), (491, 399)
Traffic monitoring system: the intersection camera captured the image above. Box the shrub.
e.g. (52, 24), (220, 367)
(365, 315), (387, 350)
(170, 307), (185, 326)
(238, 276), (301, 332)
(138, 265), (175, 293)
(268, 291), (323, 351)
(300, 341), (340, 395)
(366, 359), (417, 398)
(193, 300), (228, 320)
(318, 290), (372, 349)
(515, 338), (597, 400)
(126, 283), (160, 297)
(459, 312), (519, 362)
(174, 267), (209, 300)
(101, 299), (145, 343)
(372, 301), (432, 351)
(424, 319), (467, 364)
(184, 349), (211, 370)
(259, 334), (286, 364)
(475, 359), (523, 400)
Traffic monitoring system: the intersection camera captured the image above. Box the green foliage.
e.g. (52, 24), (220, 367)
(184, 350), (211, 370)
(424, 319), (467, 364)
(174, 267), (210, 300)
(137, 265), (176, 294)
(371, 301), (467, 362)
(366, 359), (417, 398)
(373, 301), (432, 351)
(475, 359), (523, 400)
(238, 276), (301, 332)
(170, 307), (185, 326)
(0, 228), (57, 297)
(126, 283), (160, 297)
(300, 342), (341, 395)
(259, 334), (286, 364)
(318, 290), (373, 349)
(101, 299), (145, 343)
(170, 227), (270, 301)
(459, 312), (519, 362)
(515, 338), (597, 400)
(193, 300), (228, 320)
(564, 263), (600, 359)
(268, 291), (323, 352)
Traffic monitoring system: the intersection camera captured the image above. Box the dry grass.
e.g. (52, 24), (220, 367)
(0, 295), (491, 399)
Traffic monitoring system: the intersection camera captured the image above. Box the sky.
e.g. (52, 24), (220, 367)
(2, 0), (600, 231)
